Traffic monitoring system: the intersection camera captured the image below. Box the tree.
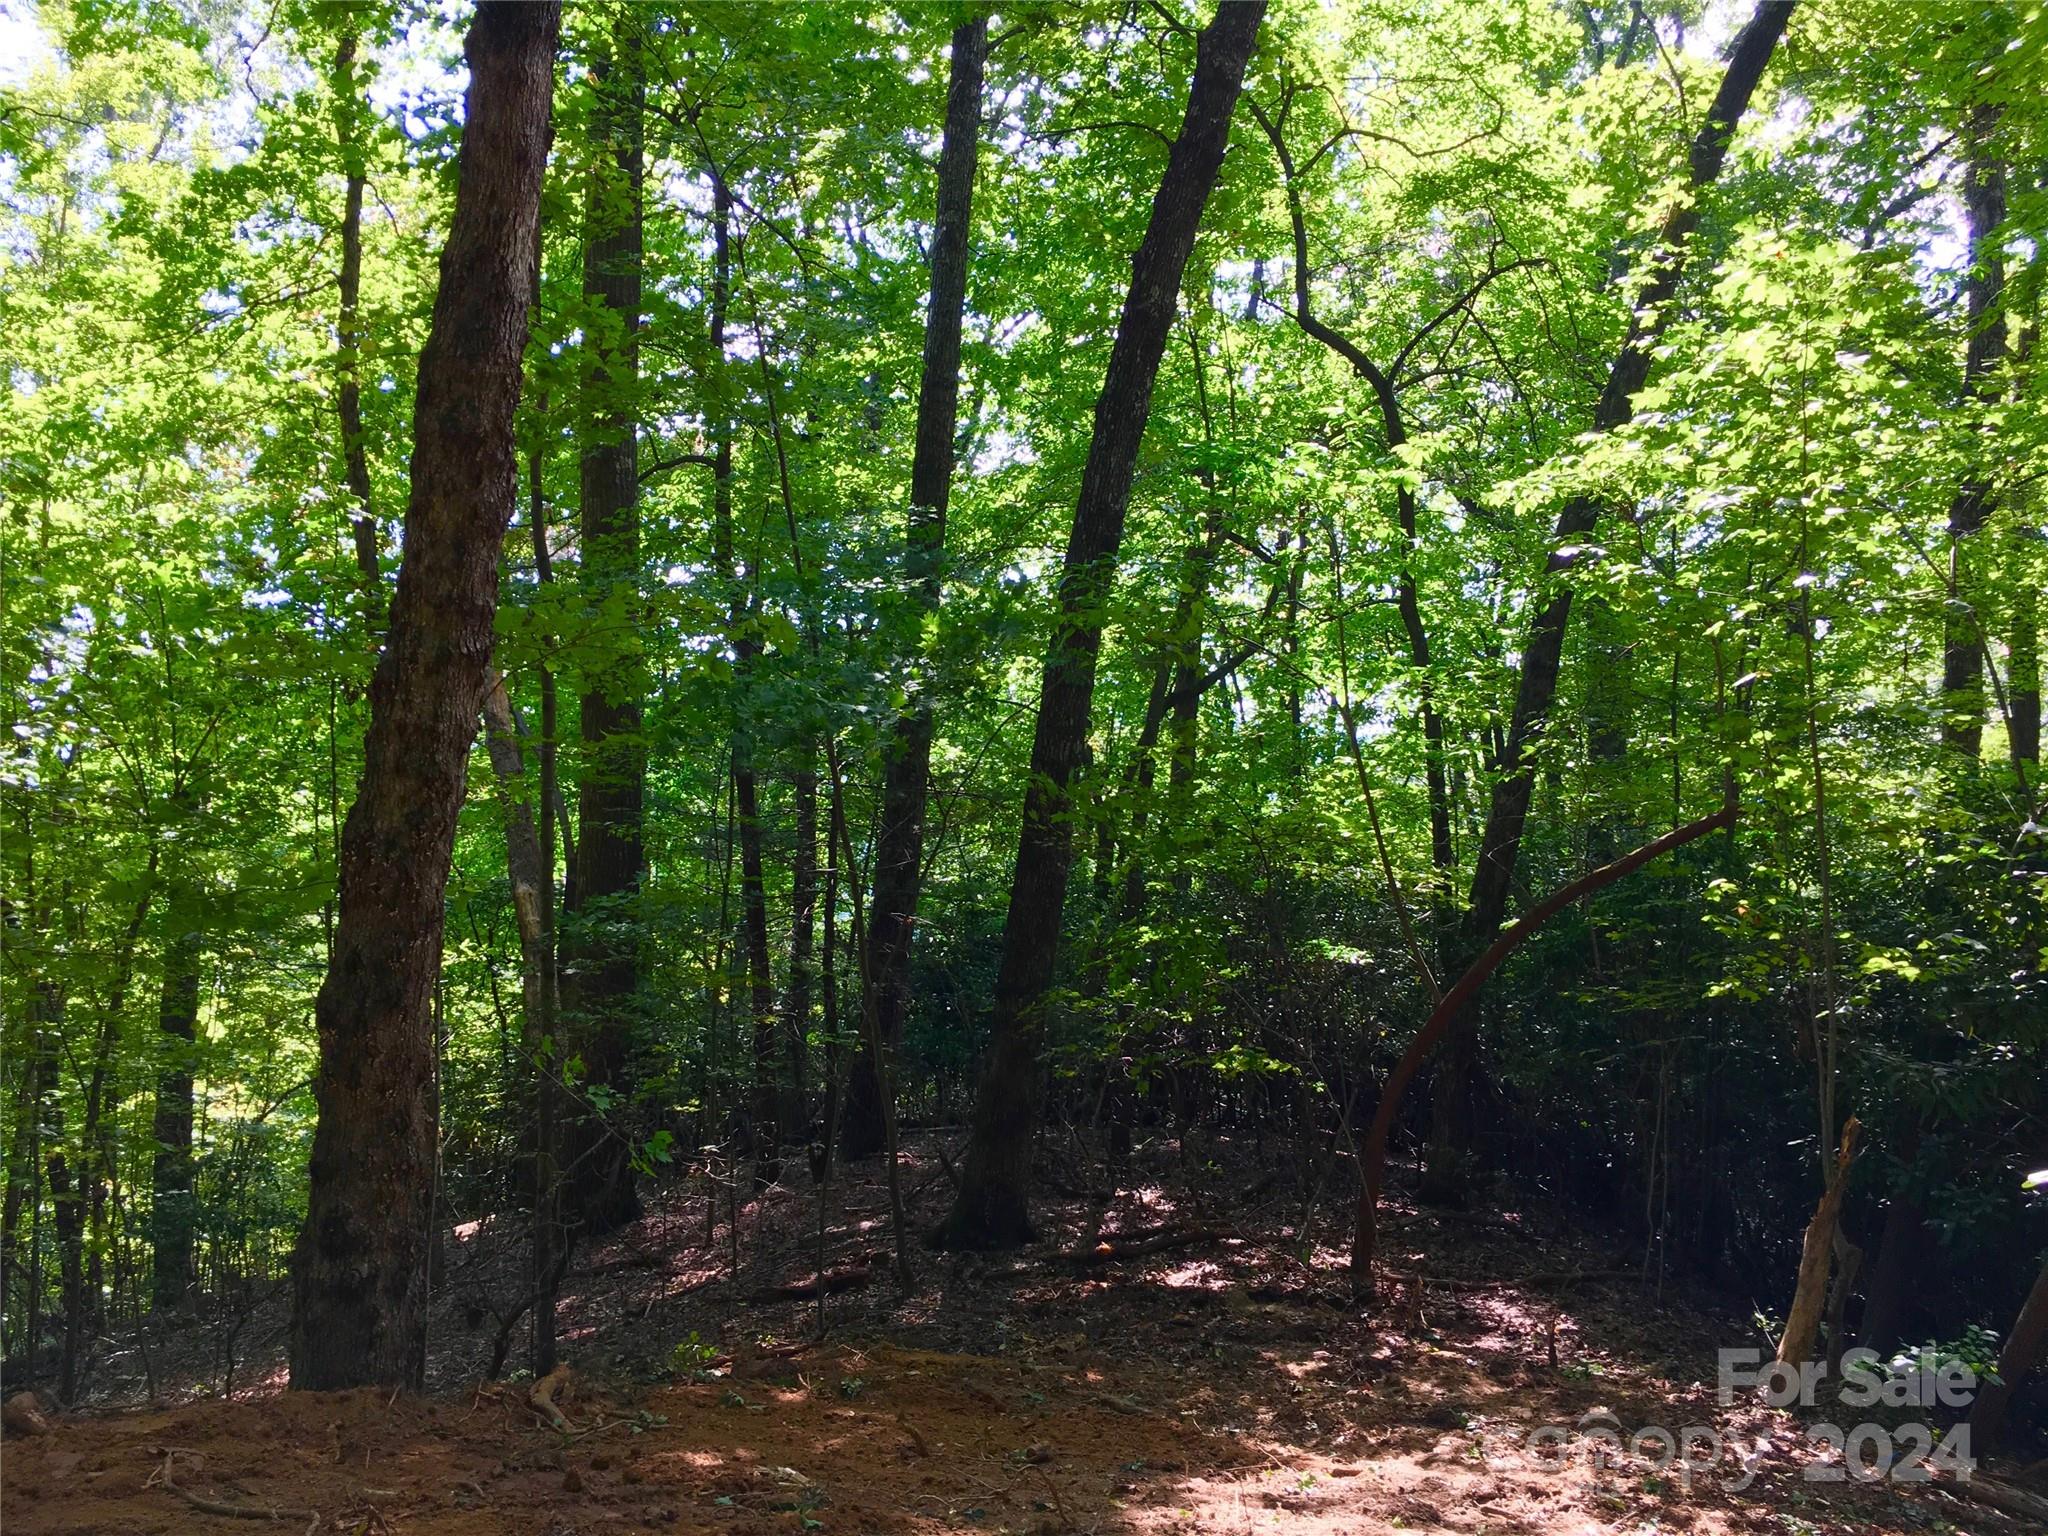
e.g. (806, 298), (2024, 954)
(4, 0), (2046, 1426)
(1423, 0), (1795, 1203)
(289, 0), (561, 1392)
(842, 14), (990, 1164)
(933, 0), (1267, 1250)
(148, 876), (203, 1309)
(1937, 112), (2009, 763)
(560, 12), (648, 1235)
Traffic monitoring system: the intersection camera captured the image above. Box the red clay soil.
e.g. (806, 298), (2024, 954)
(5, 1138), (2043, 1535)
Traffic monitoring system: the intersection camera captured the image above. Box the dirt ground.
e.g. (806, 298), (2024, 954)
(6, 1136), (2044, 1535)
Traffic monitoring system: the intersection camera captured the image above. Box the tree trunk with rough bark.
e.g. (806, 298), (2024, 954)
(843, 16), (988, 1163)
(932, 0), (1266, 1251)
(560, 21), (647, 1234)
(289, 0), (558, 1392)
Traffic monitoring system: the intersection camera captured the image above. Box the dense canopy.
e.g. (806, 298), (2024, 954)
(2, 0), (2044, 1452)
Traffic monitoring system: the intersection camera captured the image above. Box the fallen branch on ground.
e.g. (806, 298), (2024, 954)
(1068, 1226), (1224, 1265)
(588, 1249), (659, 1276)
(1380, 1267), (1635, 1292)
(746, 1260), (876, 1303)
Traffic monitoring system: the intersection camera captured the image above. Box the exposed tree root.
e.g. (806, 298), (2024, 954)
(529, 1362), (572, 1431)
(1944, 1477), (2048, 1524)
(151, 1451), (311, 1522)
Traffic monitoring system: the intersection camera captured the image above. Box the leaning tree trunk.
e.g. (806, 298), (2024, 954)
(559, 19), (647, 1234)
(1776, 1117), (1861, 1365)
(289, 0), (559, 1392)
(1968, 1251), (2048, 1450)
(1352, 804), (1736, 1294)
(933, 0), (1266, 1251)
(842, 15), (989, 1163)
(1424, 0), (1794, 1202)
(150, 880), (203, 1310)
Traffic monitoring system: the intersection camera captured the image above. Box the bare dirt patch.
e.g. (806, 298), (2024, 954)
(8, 1138), (2042, 1535)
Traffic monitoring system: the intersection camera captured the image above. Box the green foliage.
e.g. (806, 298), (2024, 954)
(3, 0), (2044, 1376)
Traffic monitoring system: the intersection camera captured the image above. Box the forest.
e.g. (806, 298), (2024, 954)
(3, 0), (2047, 1532)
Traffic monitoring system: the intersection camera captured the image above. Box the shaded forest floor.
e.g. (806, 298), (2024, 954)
(7, 1134), (2045, 1535)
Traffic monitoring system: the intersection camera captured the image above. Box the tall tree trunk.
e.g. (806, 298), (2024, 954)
(842, 16), (989, 1162)
(699, 174), (780, 1185)
(80, 853), (155, 1329)
(1939, 112), (2008, 762)
(48, 1140), (82, 1403)
(481, 671), (562, 1374)
(0, 1011), (41, 1328)
(560, 20), (647, 1234)
(1, 975), (59, 1351)
(1422, 0), (1793, 1202)
(932, 0), (1265, 1250)
(2011, 579), (2040, 772)
(150, 880), (203, 1310)
(522, 408), (566, 1372)
(333, 25), (381, 606)
(1856, 1192), (1929, 1354)
(782, 765), (819, 1133)
(818, 779), (843, 1156)
(289, 0), (559, 1392)
(737, 766), (778, 1185)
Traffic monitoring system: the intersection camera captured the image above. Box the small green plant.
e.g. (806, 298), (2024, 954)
(1888, 1326), (2002, 1387)
(837, 1376), (866, 1400)
(670, 1331), (719, 1380)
